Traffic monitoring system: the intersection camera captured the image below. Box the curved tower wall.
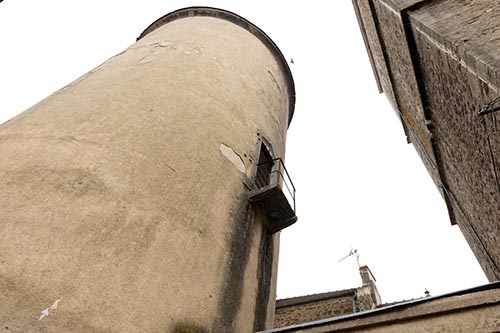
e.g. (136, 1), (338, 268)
(0, 8), (294, 332)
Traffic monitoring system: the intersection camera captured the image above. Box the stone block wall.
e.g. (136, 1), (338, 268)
(264, 284), (500, 333)
(273, 266), (381, 328)
(273, 291), (356, 328)
(408, 0), (500, 281)
(352, 0), (500, 281)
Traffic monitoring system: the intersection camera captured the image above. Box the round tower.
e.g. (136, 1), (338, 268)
(0, 7), (295, 332)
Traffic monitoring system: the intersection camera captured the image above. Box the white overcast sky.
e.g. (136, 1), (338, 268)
(0, 1), (488, 303)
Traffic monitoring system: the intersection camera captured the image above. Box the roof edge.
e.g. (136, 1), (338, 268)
(276, 288), (357, 308)
(260, 281), (500, 333)
(137, 6), (296, 126)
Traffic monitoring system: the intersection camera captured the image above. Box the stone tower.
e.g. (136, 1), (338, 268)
(352, 0), (500, 280)
(0, 7), (296, 332)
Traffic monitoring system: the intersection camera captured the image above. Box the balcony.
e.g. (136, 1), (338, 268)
(249, 157), (297, 234)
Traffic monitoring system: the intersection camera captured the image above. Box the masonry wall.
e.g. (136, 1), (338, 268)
(273, 274), (381, 329)
(264, 287), (500, 333)
(274, 294), (355, 328)
(356, 285), (380, 312)
(352, 0), (443, 193)
(408, 0), (500, 281)
(352, 0), (500, 281)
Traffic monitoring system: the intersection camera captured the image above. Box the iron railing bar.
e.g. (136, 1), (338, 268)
(479, 96), (500, 116)
(253, 157), (296, 214)
(257, 158), (296, 192)
(272, 157), (296, 192)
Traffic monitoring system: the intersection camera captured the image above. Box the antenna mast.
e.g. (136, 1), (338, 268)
(338, 248), (360, 268)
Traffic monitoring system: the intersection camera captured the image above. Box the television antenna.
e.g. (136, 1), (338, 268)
(338, 248), (360, 268)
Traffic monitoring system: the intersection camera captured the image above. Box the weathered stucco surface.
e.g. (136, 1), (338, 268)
(0, 8), (294, 332)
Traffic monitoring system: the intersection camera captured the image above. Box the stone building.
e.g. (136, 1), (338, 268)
(262, 0), (500, 331)
(273, 266), (381, 328)
(0, 7), (295, 332)
(351, 0), (500, 281)
(267, 265), (500, 332)
(2, 1), (500, 332)
(262, 282), (500, 333)
(268, 265), (500, 332)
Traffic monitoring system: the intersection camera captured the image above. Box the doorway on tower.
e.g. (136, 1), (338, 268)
(249, 139), (297, 234)
(255, 141), (274, 189)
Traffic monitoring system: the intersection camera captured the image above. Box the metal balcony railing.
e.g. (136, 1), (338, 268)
(249, 157), (297, 233)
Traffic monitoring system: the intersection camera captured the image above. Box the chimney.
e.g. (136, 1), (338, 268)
(360, 265), (376, 285)
(358, 265), (381, 307)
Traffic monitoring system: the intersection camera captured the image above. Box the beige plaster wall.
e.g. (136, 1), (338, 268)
(0, 10), (293, 333)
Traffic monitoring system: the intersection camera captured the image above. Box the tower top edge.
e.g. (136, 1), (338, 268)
(137, 6), (296, 126)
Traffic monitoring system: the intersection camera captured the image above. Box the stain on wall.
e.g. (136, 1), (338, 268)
(220, 143), (246, 174)
(212, 189), (256, 332)
(253, 228), (274, 331)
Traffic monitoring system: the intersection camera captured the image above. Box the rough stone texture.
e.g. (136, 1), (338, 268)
(261, 285), (500, 333)
(0, 8), (294, 333)
(356, 286), (379, 312)
(372, 0), (433, 153)
(359, 265), (382, 309)
(352, 0), (397, 107)
(274, 293), (356, 328)
(273, 287), (379, 329)
(273, 266), (381, 328)
(409, 0), (500, 84)
(408, 0), (500, 280)
(378, 0), (426, 11)
(352, 0), (500, 281)
(352, 0), (443, 193)
(410, 25), (500, 276)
